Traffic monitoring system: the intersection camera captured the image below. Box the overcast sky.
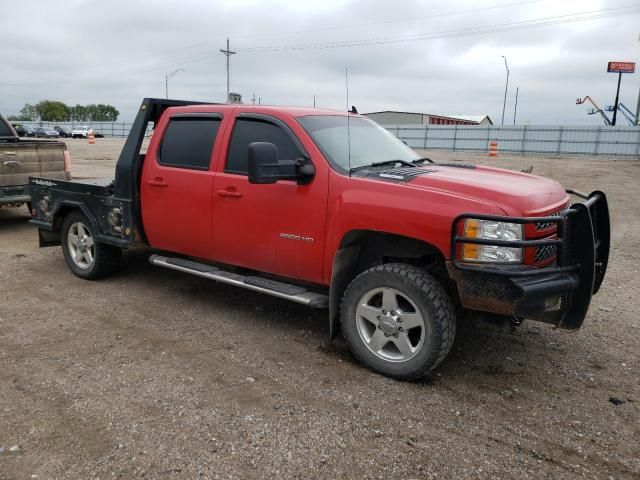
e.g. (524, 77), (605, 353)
(1, 0), (639, 124)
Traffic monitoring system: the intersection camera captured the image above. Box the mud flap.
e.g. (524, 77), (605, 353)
(328, 245), (360, 340)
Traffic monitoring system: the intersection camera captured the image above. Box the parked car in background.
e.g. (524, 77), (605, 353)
(11, 124), (26, 136)
(22, 125), (36, 137)
(54, 126), (73, 138)
(34, 127), (60, 138)
(72, 126), (92, 138)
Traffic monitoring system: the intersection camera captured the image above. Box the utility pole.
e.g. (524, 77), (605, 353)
(313, 95), (316, 108)
(513, 86), (519, 124)
(219, 38), (236, 103)
(635, 83), (640, 126)
(165, 68), (184, 99)
(501, 56), (509, 126)
(252, 93), (256, 105)
(612, 72), (622, 126)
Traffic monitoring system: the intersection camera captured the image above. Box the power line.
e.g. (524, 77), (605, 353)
(236, 5), (640, 52)
(3, 5), (639, 87)
(132, 0), (546, 56)
(84, 5), (640, 80)
(236, 0), (546, 38)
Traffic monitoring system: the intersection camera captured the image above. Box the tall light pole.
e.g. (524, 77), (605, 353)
(219, 38), (236, 103)
(501, 56), (509, 126)
(513, 86), (519, 125)
(165, 68), (184, 99)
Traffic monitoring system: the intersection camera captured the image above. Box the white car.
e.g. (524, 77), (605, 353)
(72, 126), (93, 138)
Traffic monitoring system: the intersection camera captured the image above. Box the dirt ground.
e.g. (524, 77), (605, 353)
(1, 138), (639, 479)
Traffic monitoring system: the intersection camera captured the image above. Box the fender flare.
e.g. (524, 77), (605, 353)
(51, 200), (100, 233)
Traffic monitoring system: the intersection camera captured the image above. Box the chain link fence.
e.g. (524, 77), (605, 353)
(383, 124), (640, 158)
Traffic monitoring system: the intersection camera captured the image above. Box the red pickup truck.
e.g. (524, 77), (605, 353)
(29, 98), (610, 380)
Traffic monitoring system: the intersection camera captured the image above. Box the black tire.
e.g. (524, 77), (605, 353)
(61, 211), (121, 280)
(340, 263), (456, 380)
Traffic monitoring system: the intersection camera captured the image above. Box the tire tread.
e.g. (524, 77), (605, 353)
(340, 263), (456, 380)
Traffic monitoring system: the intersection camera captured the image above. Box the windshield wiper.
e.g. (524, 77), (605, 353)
(349, 159), (417, 174)
(411, 157), (434, 164)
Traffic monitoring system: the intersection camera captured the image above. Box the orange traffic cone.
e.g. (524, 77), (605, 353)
(488, 141), (498, 157)
(88, 131), (95, 144)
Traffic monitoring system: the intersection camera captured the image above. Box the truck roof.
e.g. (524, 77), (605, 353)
(163, 104), (353, 118)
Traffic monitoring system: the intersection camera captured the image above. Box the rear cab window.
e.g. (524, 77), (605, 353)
(159, 116), (221, 170)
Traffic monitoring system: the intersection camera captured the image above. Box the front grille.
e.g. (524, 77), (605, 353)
(535, 207), (568, 231)
(535, 244), (557, 263)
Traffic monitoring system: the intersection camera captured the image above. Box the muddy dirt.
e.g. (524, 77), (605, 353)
(1, 139), (638, 479)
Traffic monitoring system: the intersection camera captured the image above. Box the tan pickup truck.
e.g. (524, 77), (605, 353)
(0, 115), (70, 210)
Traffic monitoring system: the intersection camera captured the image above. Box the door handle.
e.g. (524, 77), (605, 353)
(147, 178), (168, 187)
(216, 188), (243, 198)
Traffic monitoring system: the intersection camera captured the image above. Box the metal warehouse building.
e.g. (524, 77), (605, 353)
(364, 111), (493, 126)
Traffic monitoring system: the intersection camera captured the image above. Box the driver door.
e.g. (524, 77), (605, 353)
(212, 113), (328, 284)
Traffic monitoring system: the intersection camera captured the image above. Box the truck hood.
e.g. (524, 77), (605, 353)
(375, 164), (570, 215)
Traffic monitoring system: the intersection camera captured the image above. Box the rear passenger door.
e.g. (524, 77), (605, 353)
(141, 113), (223, 259)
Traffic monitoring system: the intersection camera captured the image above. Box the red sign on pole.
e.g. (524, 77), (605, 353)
(607, 62), (635, 73)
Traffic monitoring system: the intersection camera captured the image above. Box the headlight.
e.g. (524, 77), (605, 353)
(462, 219), (523, 263)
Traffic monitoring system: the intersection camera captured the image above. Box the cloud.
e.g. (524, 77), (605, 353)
(1, 0), (638, 124)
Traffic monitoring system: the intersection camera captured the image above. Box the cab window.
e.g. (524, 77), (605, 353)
(159, 117), (221, 170)
(226, 118), (302, 174)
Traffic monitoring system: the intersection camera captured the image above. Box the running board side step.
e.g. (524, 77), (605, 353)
(149, 254), (329, 308)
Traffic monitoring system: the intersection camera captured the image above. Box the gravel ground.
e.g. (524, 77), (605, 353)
(1, 138), (639, 479)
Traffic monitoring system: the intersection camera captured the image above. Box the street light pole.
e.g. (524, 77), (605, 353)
(501, 56), (509, 126)
(165, 68), (184, 99)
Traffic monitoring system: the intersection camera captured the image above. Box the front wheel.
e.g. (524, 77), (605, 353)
(61, 211), (121, 279)
(340, 264), (457, 380)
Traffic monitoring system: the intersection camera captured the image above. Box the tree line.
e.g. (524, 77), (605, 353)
(8, 100), (120, 122)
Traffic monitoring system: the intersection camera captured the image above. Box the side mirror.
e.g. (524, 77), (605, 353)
(247, 142), (315, 185)
(248, 142), (279, 184)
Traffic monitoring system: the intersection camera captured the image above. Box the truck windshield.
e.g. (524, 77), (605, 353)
(297, 115), (419, 173)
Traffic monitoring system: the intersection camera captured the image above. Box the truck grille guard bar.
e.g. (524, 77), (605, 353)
(450, 190), (610, 294)
(448, 190), (609, 330)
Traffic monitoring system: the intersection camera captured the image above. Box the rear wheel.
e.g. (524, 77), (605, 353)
(61, 211), (121, 279)
(340, 263), (456, 380)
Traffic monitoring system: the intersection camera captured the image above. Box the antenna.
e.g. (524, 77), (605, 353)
(346, 68), (351, 176)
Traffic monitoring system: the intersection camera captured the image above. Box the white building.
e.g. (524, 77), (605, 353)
(364, 111), (493, 126)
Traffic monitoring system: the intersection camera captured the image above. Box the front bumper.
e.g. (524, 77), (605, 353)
(448, 191), (610, 330)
